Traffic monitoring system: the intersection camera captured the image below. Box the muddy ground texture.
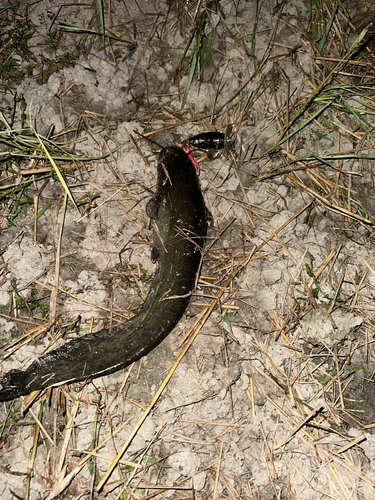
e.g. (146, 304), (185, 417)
(1, 1), (375, 499)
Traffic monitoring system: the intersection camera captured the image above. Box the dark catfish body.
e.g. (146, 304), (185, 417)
(0, 146), (206, 401)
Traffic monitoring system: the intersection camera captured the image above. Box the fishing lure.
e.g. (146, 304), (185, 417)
(188, 131), (226, 150)
(188, 125), (233, 151)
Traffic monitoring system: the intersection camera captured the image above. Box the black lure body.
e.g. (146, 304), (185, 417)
(188, 125), (233, 155)
(188, 131), (225, 150)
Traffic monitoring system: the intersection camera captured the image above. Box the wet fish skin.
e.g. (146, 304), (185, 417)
(0, 146), (206, 401)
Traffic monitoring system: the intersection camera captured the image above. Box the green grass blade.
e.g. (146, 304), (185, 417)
(56, 20), (133, 44)
(271, 100), (333, 151)
(96, 0), (106, 49)
(181, 49), (198, 109)
(264, 153), (375, 176)
(29, 119), (78, 209)
(317, 2), (338, 54)
(251, 0), (259, 58)
(343, 99), (375, 143)
(0, 111), (12, 131)
(199, 22), (213, 80)
(173, 30), (195, 84)
(263, 27), (370, 157)
(21, 200), (53, 227)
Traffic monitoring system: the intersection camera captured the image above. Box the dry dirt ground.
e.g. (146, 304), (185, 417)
(1, 1), (375, 499)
